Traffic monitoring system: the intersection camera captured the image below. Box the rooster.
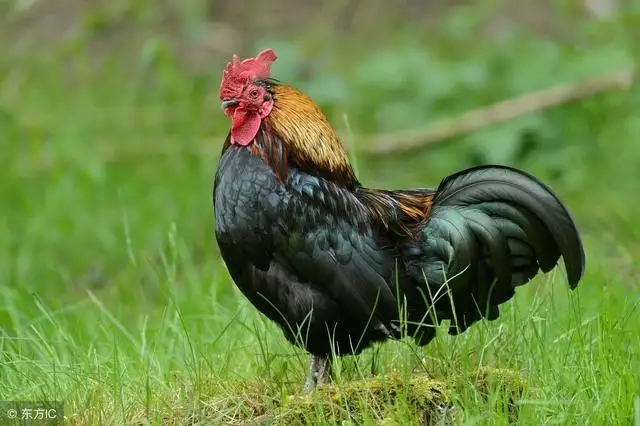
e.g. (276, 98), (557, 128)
(213, 49), (586, 393)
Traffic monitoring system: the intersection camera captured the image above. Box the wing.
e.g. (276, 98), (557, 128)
(271, 171), (399, 336)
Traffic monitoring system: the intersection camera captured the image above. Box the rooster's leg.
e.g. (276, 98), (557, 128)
(302, 354), (331, 393)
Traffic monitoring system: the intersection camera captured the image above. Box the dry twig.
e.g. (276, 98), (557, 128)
(359, 70), (634, 156)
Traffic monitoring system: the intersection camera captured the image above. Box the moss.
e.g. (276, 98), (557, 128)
(274, 372), (451, 425)
(192, 367), (527, 425)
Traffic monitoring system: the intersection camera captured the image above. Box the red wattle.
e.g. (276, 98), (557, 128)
(231, 109), (261, 146)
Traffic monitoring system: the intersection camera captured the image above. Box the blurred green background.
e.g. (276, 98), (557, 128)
(1, 0), (639, 424)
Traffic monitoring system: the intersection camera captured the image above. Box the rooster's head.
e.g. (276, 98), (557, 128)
(219, 49), (278, 146)
(219, 49), (358, 188)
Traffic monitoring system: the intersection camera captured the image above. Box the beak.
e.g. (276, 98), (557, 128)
(221, 99), (239, 109)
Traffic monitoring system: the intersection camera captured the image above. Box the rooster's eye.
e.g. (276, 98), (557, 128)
(249, 89), (260, 98)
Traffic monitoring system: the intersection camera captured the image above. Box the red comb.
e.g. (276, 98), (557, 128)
(219, 49), (278, 100)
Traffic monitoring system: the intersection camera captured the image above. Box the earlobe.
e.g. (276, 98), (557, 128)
(259, 99), (274, 119)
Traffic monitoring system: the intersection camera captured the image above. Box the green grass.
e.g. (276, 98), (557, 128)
(1, 3), (640, 424)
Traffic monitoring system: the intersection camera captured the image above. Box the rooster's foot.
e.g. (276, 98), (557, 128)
(302, 354), (331, 394)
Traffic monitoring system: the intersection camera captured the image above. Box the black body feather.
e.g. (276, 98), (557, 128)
(214, 134), (586, 356)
